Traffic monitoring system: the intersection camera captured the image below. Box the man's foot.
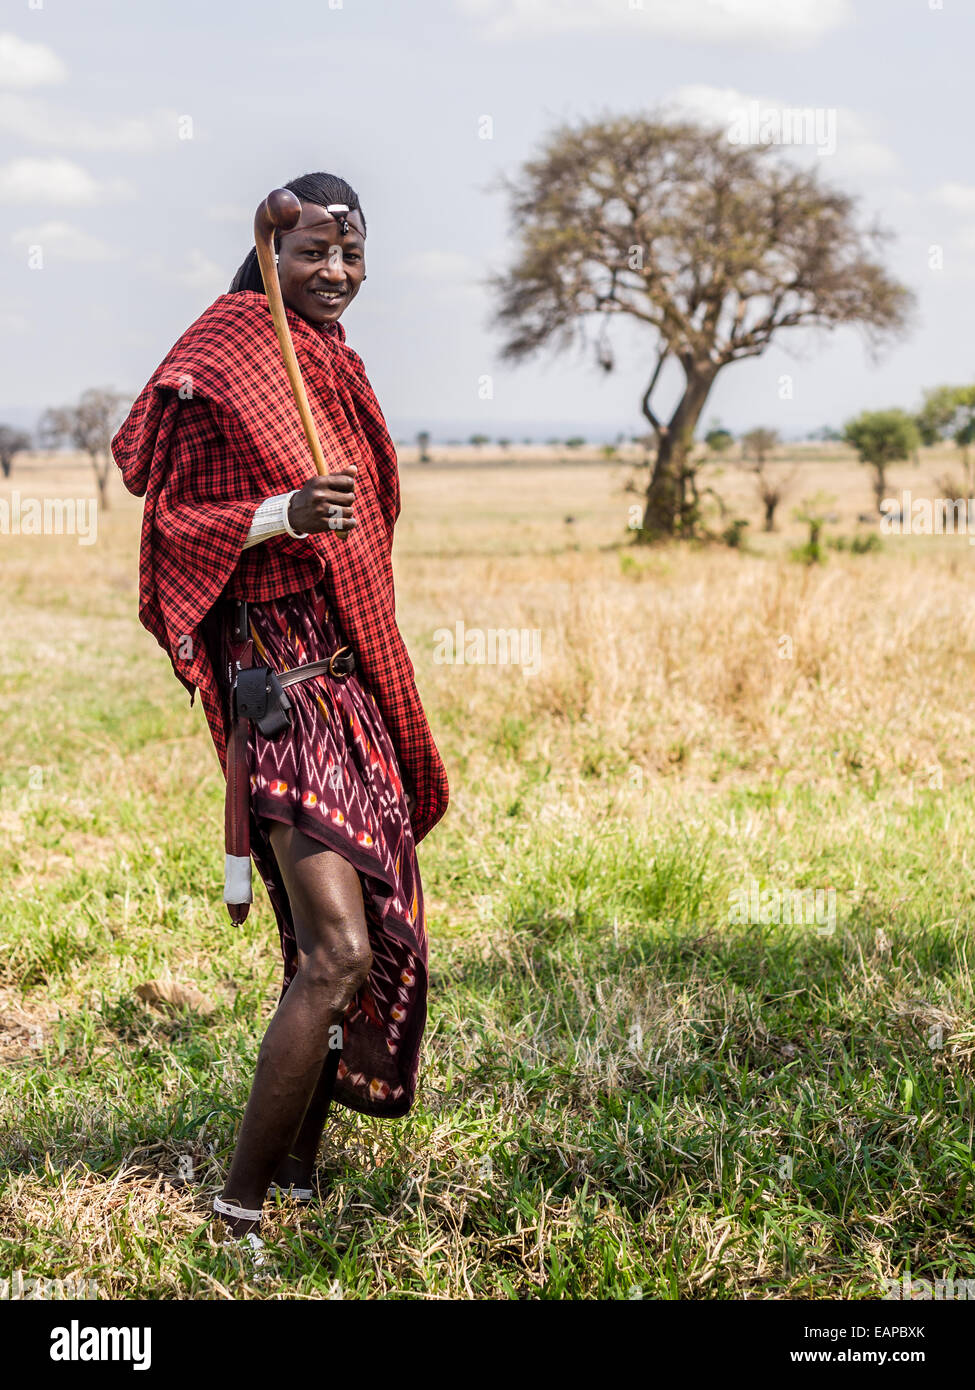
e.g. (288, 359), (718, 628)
(270, 1151), (315, 1192)
(212, 1195), (264, 1240)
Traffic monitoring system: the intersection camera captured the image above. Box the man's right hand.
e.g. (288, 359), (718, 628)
(288, 465), (357, 535)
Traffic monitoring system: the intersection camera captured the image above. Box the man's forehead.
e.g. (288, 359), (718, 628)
(285, 201), (365, 241)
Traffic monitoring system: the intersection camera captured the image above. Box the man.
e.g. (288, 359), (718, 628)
(112, 171), (448, 1255)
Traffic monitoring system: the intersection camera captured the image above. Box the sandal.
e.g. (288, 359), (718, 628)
(267, 1181), (314, 1205)
(212, 1195), (268, 1267)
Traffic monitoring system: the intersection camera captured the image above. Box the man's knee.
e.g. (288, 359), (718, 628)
(278, 837), (371, 998)
(300, 934), (373, 999)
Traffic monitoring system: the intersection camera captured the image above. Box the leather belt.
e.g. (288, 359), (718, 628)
(278, 644), (355, 686)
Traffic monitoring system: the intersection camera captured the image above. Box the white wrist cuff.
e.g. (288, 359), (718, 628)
(282, 490), (309, 539)
(243, 491), (309, 550)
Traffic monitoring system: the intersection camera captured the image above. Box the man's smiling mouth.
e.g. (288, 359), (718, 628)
(311, 289), (346, 303)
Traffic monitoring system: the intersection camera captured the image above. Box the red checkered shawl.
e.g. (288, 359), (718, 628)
(111, 290), (448, 843)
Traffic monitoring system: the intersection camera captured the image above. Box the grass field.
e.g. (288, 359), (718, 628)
(1, 444), (974, 1299)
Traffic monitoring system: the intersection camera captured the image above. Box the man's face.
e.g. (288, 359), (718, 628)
(277, 201), (366, 327)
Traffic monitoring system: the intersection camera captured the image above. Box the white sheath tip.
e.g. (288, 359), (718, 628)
(223, 854), (253, 904)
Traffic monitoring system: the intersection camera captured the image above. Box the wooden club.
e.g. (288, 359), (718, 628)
(253, 186), (350, 538)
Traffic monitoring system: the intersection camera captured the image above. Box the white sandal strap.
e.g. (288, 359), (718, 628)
(213, 1195), (263, 1222)
(269, 1183), (313, 1201)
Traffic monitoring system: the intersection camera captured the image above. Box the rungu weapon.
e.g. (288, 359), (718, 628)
(253, 186), (353, 519)
(223, 191), (356, 922)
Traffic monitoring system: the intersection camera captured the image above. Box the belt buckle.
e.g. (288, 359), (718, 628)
(328, 645), (353, 679)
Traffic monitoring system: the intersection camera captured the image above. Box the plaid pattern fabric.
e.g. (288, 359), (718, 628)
(111, 291), (448, 842)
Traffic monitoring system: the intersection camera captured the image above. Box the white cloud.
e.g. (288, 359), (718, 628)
(141, 249), (228, 293)
(669, 84), (899, 178)
(931, 182), (975, 214)
(454, 0), (852, 44)
(0, 32), (66, 87)
(0, 94), (182, 151)
(10, 220), (120, 262)
(0, 157), (132, 204)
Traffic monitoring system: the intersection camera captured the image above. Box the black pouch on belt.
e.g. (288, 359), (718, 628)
(233, 666), (293, 740)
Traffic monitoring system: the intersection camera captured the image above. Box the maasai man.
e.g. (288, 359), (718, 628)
(112, 171), (449, 1253)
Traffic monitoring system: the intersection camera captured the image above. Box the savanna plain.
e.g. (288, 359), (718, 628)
(1, 443), (974, 1299)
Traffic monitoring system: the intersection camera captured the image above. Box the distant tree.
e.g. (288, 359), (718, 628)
(469, 433), (490, 447)
(416, 430), (431, 463)
(741, 428), (779, 467)
(565, 436), (586, 448)
(37, 387), (129, 510)
(705, 425), (734, 457)
(601, 444), (618, 460)
(757, 469), (797, 532)
(740, 428), (795, 530)
(498, 437), (511, 449)
(488, 112), (913, 540)
(0, 424), (31, 479)
(843, 409), (919, 512)
(916, 385), (975, 487)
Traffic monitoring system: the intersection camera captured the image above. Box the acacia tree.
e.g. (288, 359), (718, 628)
(742, 428), (778, 461)
(38, 388), (129, 510)
(844, 408), (919, 511)
(488, 113), (913, 538)
(705, 424), (734, 457)
(0, 425), (31, 479)
(916, 385), (975, 487)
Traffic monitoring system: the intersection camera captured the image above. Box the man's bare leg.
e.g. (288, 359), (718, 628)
(216, 824), (371, 1237)
(270, 1046), (341, 1190)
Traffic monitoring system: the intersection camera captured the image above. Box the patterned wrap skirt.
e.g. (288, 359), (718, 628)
(218, 579), (428, 1118)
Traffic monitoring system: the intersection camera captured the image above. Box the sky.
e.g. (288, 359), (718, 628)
(2, 0), (974, 443)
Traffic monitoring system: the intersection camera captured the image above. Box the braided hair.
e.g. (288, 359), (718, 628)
(228, 171), (366, 294)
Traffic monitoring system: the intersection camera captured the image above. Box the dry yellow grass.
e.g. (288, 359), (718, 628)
(5, 444), (975, 881)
